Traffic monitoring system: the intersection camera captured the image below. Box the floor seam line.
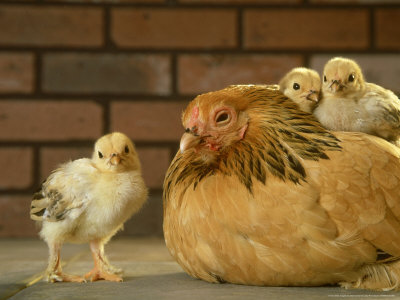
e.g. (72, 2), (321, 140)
(3, 250), (88, 300)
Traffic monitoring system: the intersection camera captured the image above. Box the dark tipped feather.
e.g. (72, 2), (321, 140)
(164, 85), (341, 201)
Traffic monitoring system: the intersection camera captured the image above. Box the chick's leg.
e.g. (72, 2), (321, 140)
(98, 241), (123, 275)
(45, 241), (85, 283)
(85, 240), (123, 282)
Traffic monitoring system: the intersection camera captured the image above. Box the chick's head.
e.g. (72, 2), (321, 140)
(279, 67), (321, 113)
(179, 88), (250, 162)
(92, 132), (140, 172)
(322, 57), (365, 97)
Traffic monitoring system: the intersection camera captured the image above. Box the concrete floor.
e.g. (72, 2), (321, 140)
(1, 238), (399, 300)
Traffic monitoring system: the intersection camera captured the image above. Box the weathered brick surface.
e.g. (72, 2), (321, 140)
(49, 0), (163, 2)
(42, 53), (171, 95)
(375, 9), (400, 50)
(0, 101), (103, 141)
(0, 195), (38, 237)
(244, 9), (369, 49)
(0, 53), (34, 93)
(0, 5), (103, 47)
(0, 147), (33, 190)
(137, 147), (171, 189)
(310, 54), (400, 94)
(111, 8), (236, 49)
(180, 0), (301, 3)
(111, 101), (187, 142)
(311, 0), (399, 2)
(0, 1), (399, 237)
(178, 54), (304, 94)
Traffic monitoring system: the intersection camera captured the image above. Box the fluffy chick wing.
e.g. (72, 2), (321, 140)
(359, 83), (400, 139)
(31, 159), (96, 222)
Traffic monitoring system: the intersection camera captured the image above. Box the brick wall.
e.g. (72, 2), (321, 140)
(0, 0), (399, 237)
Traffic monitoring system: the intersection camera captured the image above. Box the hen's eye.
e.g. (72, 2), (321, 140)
(348, 74), (355, 82)
(293, 83), (300, 90)
(216, 113), (229, 123)
(98, 151), (103, 158)
(324, 75), (327, 82)
(125, 146), (129, 154)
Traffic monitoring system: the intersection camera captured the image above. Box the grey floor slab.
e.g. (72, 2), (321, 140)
(0, 238), (87, 300)
(1, 238), (400, 300)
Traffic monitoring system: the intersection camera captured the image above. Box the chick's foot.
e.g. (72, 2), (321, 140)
(46, 271), (86, 283)
(84, 267), (123, 282)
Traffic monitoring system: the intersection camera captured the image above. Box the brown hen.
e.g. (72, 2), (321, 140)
(163, 84), (400, 291)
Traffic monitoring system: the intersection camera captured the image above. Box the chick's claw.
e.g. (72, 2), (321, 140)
(46, 272), (86, 283)
(84, 268), (123, 282)
(104, 264), (123, 275)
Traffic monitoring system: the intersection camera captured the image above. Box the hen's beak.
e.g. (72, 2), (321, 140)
(180, 131), (201, 153)
(110, 153), (121, 165)
(306, 91), (319, 102)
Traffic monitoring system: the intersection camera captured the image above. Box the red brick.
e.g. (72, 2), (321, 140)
(137, 147), (171, 189)
(40, 147), (92, 181)
(0, 100), (102, 141)
(111, 101), (187, 142)
(42, 53), (171, 95)
(0, 5), (103, 47)
(375, 9), (400, 50)
(311, 0), (399, 2)
(0, 195), (38, 237)
(310, 54), (400, 94)
(180, 0), (301, 3)
(0, 53), (34, 94)
(111, 8), (236, 49)
(0, 147), (33, 190)
(178, 54), (303, 95)
(244, 9), (369, 50)
(49, 0), (163, 2)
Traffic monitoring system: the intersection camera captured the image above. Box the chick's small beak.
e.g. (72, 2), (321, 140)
(180, 131), (201, 153)
(110, 153), (121, 165)
(306, 91), (319, 102)
(329, 80), (343, 93)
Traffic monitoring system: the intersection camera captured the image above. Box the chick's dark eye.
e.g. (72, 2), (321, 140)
(348, 74), (355, 82)
(98, 151), (103, 158)
(324, 75), (327, 82)
(293, 83), (300, 90)
(125, 146), (129, 154)
(216, 113), (229, 123)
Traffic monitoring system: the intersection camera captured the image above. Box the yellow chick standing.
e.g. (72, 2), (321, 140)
(314, 57), (400, 144)
(279, 67), (321, 113)
(31, 132), (148, 283)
